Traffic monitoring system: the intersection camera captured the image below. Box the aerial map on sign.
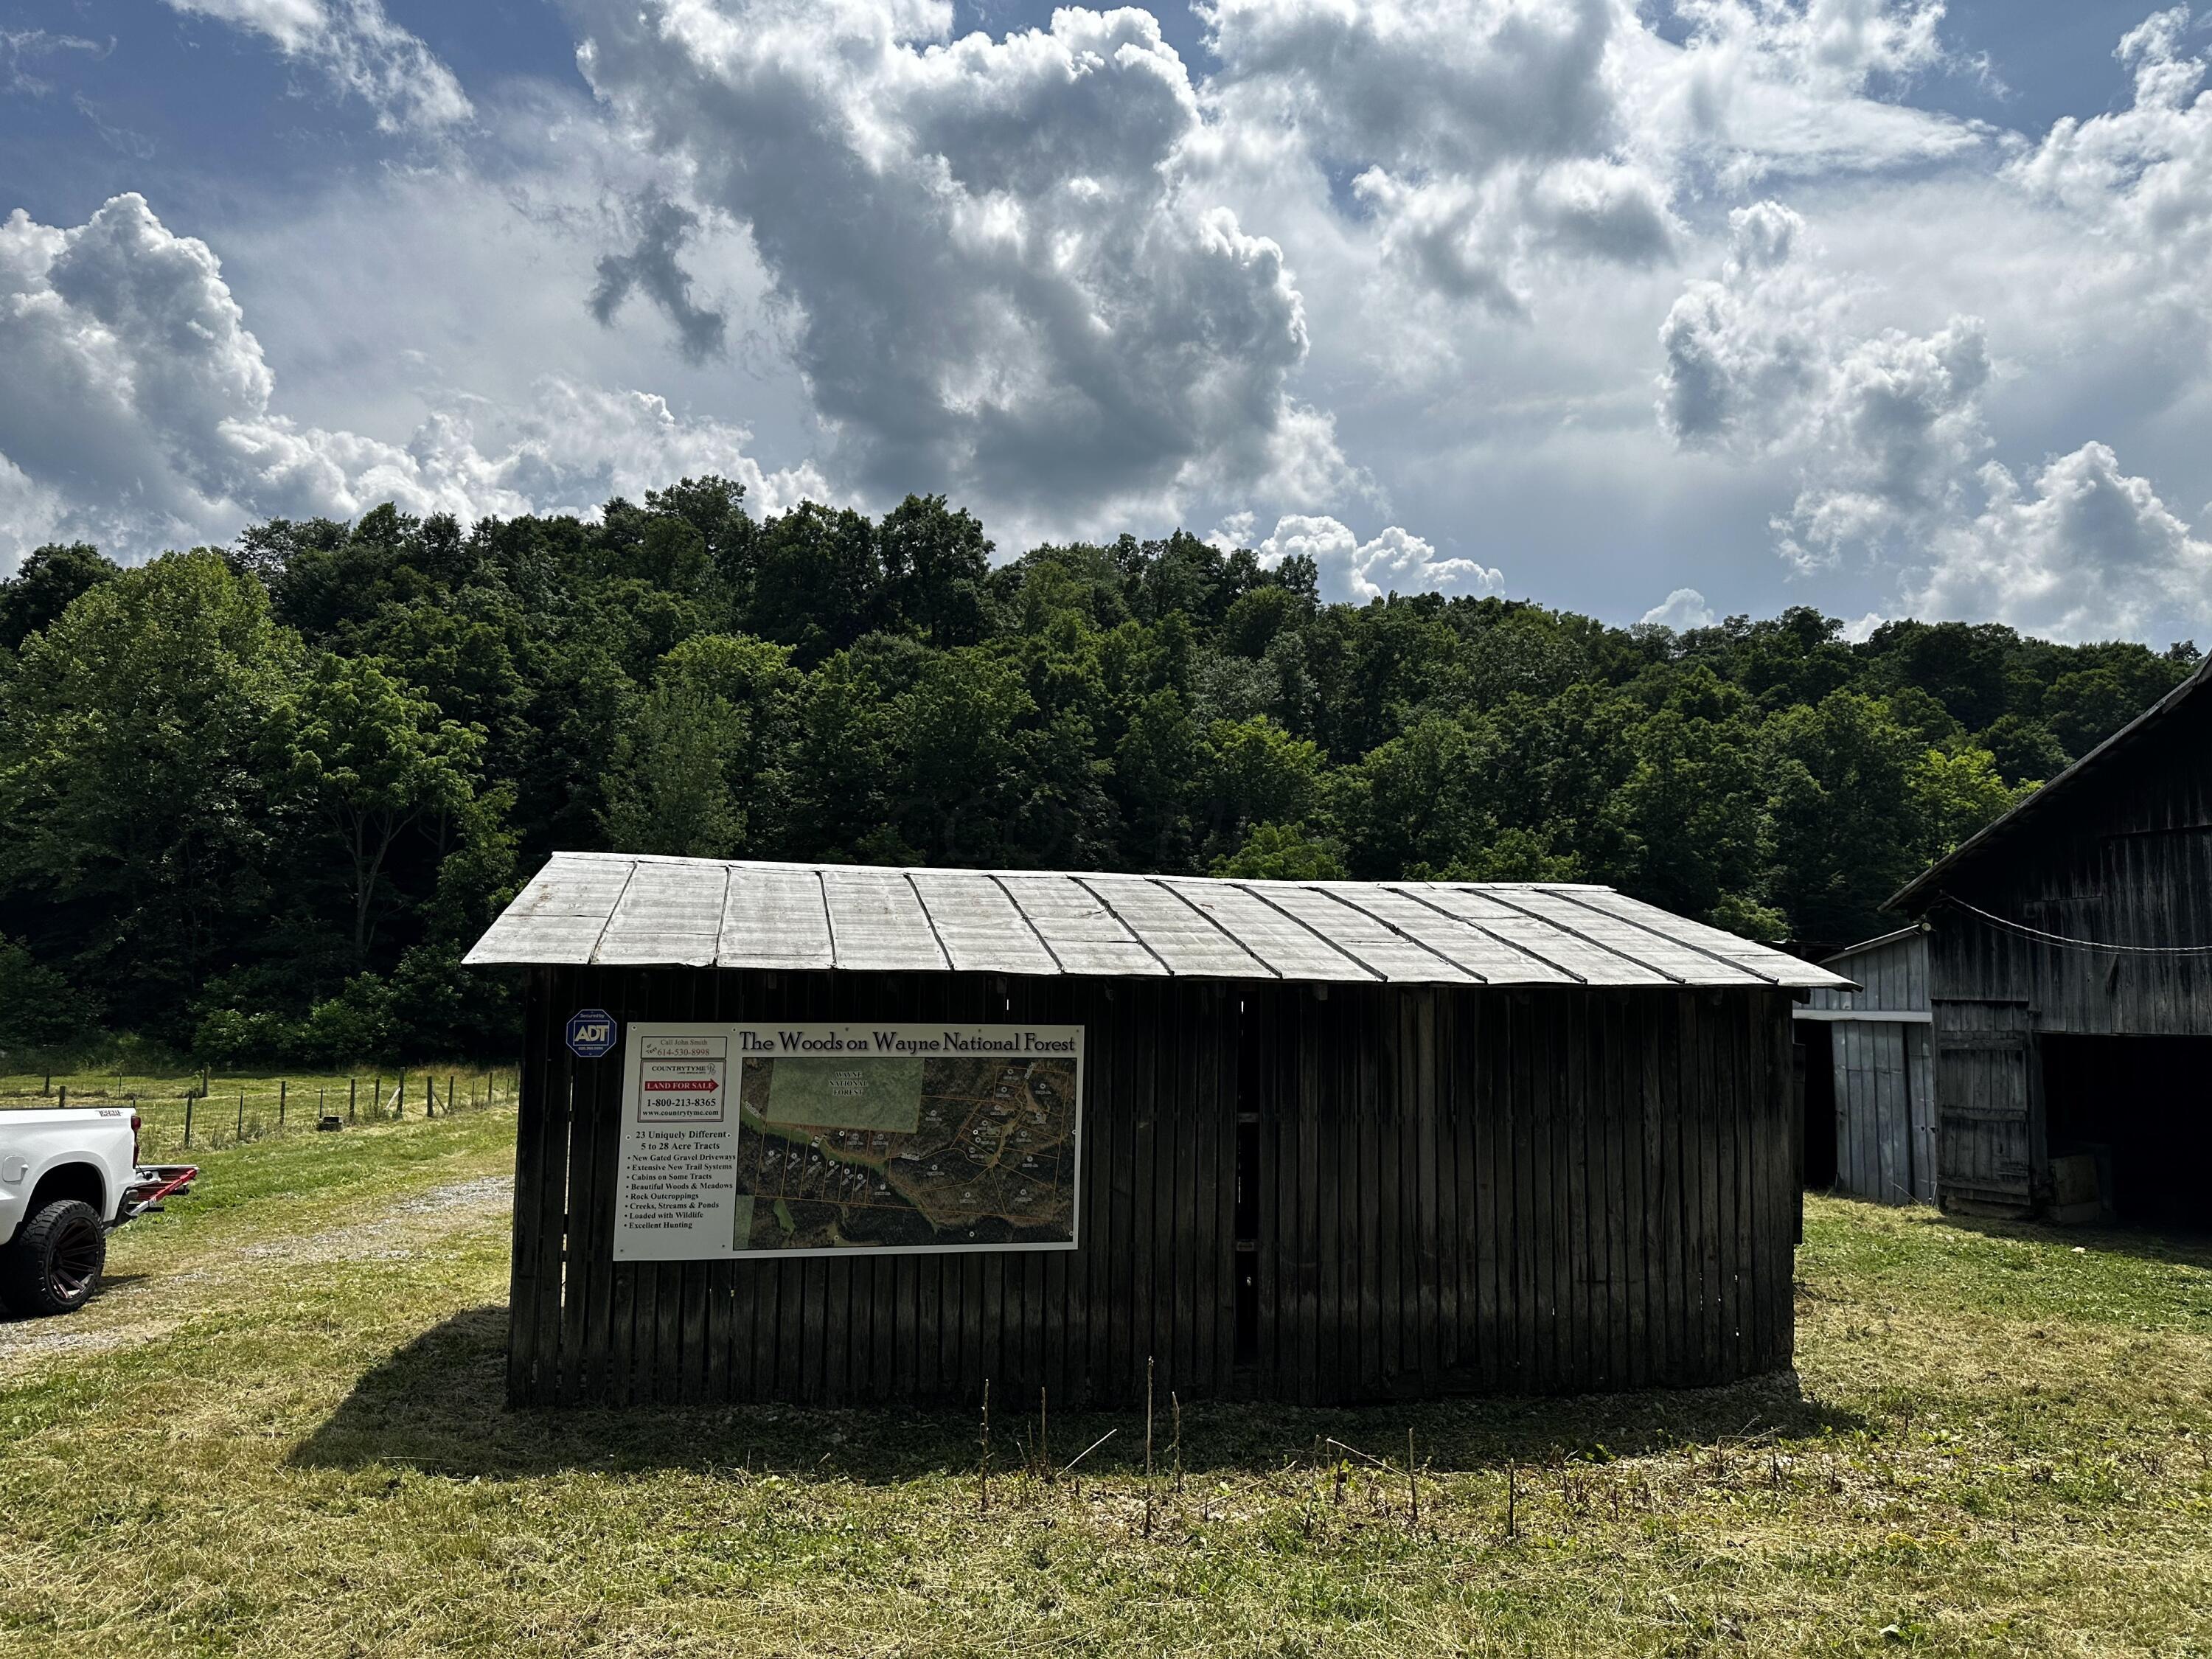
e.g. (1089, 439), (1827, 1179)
(729, 1030), (1081, 1253)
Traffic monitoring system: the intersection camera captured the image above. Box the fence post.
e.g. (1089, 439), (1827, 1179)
(237, 1089), (245, 1143)
(448, 1074), (456, 1117)
(425, 1074), (434, 1118)
(396, 1069), (406, 1119)
(57, 1084), (66, 1110)
(279, 1079), (287, 1127)
(349, 1077), (358, 1123)
(184, 1095), (193, 1149)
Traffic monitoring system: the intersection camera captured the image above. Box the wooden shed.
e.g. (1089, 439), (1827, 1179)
(1793, 928), (1937, 1205)
(467, 854), (1846, 1409)
(1893, 656), (2212, 1226)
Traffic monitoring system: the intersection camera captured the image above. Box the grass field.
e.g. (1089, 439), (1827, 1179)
(0, 1062), (515, 1156)
(3, 1107), (2210, 1656)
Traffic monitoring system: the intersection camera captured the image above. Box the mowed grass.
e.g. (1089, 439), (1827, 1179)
(3, 1110), (2211, 1658)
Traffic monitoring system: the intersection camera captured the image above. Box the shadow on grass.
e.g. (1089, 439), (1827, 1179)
(293, 1306), (1864, 1485)
(1938, 1210), (2212, 1266)
(0, 1271), (153, 1323)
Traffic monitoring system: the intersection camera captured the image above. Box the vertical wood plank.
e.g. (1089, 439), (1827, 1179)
(1296, 992), (1324, 1405)
(506, 967), (557, 1404)
(1374, 988), (1402, 1396)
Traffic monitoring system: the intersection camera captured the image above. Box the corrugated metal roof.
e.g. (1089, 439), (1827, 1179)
(467, 852), (1847, 989)
(1818, 925), (1924, 966)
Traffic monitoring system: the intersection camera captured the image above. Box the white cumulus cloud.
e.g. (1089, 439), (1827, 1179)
(1231, 512), (1505, 604)
(1911, 442), (2212, 641)
(159, 0), (470, 133)
(0, 195), (822, 566)
(562, 0), (1352, 529)
(1652, 161), (2212, 639)
(1657, 196), (1992, 564)
(2008, 7), (2212, 265)
(1641, 586), (1717, 629)
(1205, 0), (1679, 314)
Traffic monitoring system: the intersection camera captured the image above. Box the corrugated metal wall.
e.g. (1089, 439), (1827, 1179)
(507, 966), (1800, 1408)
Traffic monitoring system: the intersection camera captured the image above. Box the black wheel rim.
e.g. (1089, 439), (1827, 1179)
(49, 1217), (101, 1300)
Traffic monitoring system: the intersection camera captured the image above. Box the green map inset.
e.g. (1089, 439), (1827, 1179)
(734, 1053), (1079, 1253)
(764, 1056), (923, 1133)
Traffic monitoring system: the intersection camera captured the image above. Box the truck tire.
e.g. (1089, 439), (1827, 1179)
(1, 1199), (107, 1316)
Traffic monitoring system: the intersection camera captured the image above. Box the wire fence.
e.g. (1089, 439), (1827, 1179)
(0, 1065), (518, 1158)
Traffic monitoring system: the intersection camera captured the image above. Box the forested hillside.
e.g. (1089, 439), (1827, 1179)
(0, 479), (2194, 1064)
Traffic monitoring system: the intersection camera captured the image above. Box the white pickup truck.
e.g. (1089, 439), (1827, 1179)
(0, 1106), (196, 1316)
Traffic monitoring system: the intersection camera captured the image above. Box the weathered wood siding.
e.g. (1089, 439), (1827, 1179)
(1930, 999), (2042, 1213)
(508, 967), (1799, 1408)
(1802, 933), (1936, 1204)
(1805, 932), (1927, 1015)
(1916, 690), (2212, 1211)
(1828, 1020), (1935, 1204)
(1927, 685), (2212, 1036)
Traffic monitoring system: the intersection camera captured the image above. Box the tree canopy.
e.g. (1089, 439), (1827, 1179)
(0, 482), (2194, 1062)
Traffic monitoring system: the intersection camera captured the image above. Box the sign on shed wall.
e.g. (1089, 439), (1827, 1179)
(611, 1022), (1084, 1261)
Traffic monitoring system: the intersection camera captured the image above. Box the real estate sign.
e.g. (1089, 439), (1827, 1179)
(611, 1022), (1083, 1261)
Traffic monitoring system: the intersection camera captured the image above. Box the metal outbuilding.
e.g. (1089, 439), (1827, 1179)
(468, 854), (1848, 1408)
(1893, 655), (2212, 1225)
(1793, 928), (1936, 1206)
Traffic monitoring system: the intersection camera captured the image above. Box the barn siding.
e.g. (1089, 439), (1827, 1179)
(1927, 685), (2212, 1037)
(508, 968), (1798, 1408)
(1802, 932), (1936, 1205)
(1908, 689), (2212, 1211)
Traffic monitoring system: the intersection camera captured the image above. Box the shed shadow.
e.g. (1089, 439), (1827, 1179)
(293, 1307), (1863, 1485)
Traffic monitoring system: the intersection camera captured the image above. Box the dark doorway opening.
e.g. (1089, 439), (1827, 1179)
(2042, 1034), (2212, 1232)
(1799, 1022), (1837, 1191)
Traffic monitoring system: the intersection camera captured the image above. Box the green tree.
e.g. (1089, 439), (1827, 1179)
(0, 551), (302, 1032)
(0, 543), (119, 652)
(600, 679), (748, 858)
(1612, 704), (1768, 925)
(748, 503), (883, 662)
(1197, 717), (1326, 861)
(1335, 714), (1500, 877)
(886, 650), (1038, 864)
(1763, 693), (1925, 945)
(1111, 689), (1203, 870)
(1977, 713), (2069, 787)
(265, 654), (484, 961)
(878, 494), (992, 647)
(1211, 822), (1346, 880)
(1910, 744), (2027, 863)
(2043, 667), (2146, 757)
(0, 934), (99, 1048)
(643, 476), (755, 598)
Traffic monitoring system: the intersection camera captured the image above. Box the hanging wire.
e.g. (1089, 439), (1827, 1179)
(1941, 894), (2212, 956)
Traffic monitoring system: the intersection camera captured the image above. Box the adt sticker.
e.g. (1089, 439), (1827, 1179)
(566, 1009), (618, 1059)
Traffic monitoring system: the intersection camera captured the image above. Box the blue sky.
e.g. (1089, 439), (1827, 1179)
(4, 1), (2209, 643)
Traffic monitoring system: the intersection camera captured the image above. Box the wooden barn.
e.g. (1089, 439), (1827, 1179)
(1794, 928), (1937, 1205)
(1893, 656), (2212, 1227)
(466, 853), (1846, 1409)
